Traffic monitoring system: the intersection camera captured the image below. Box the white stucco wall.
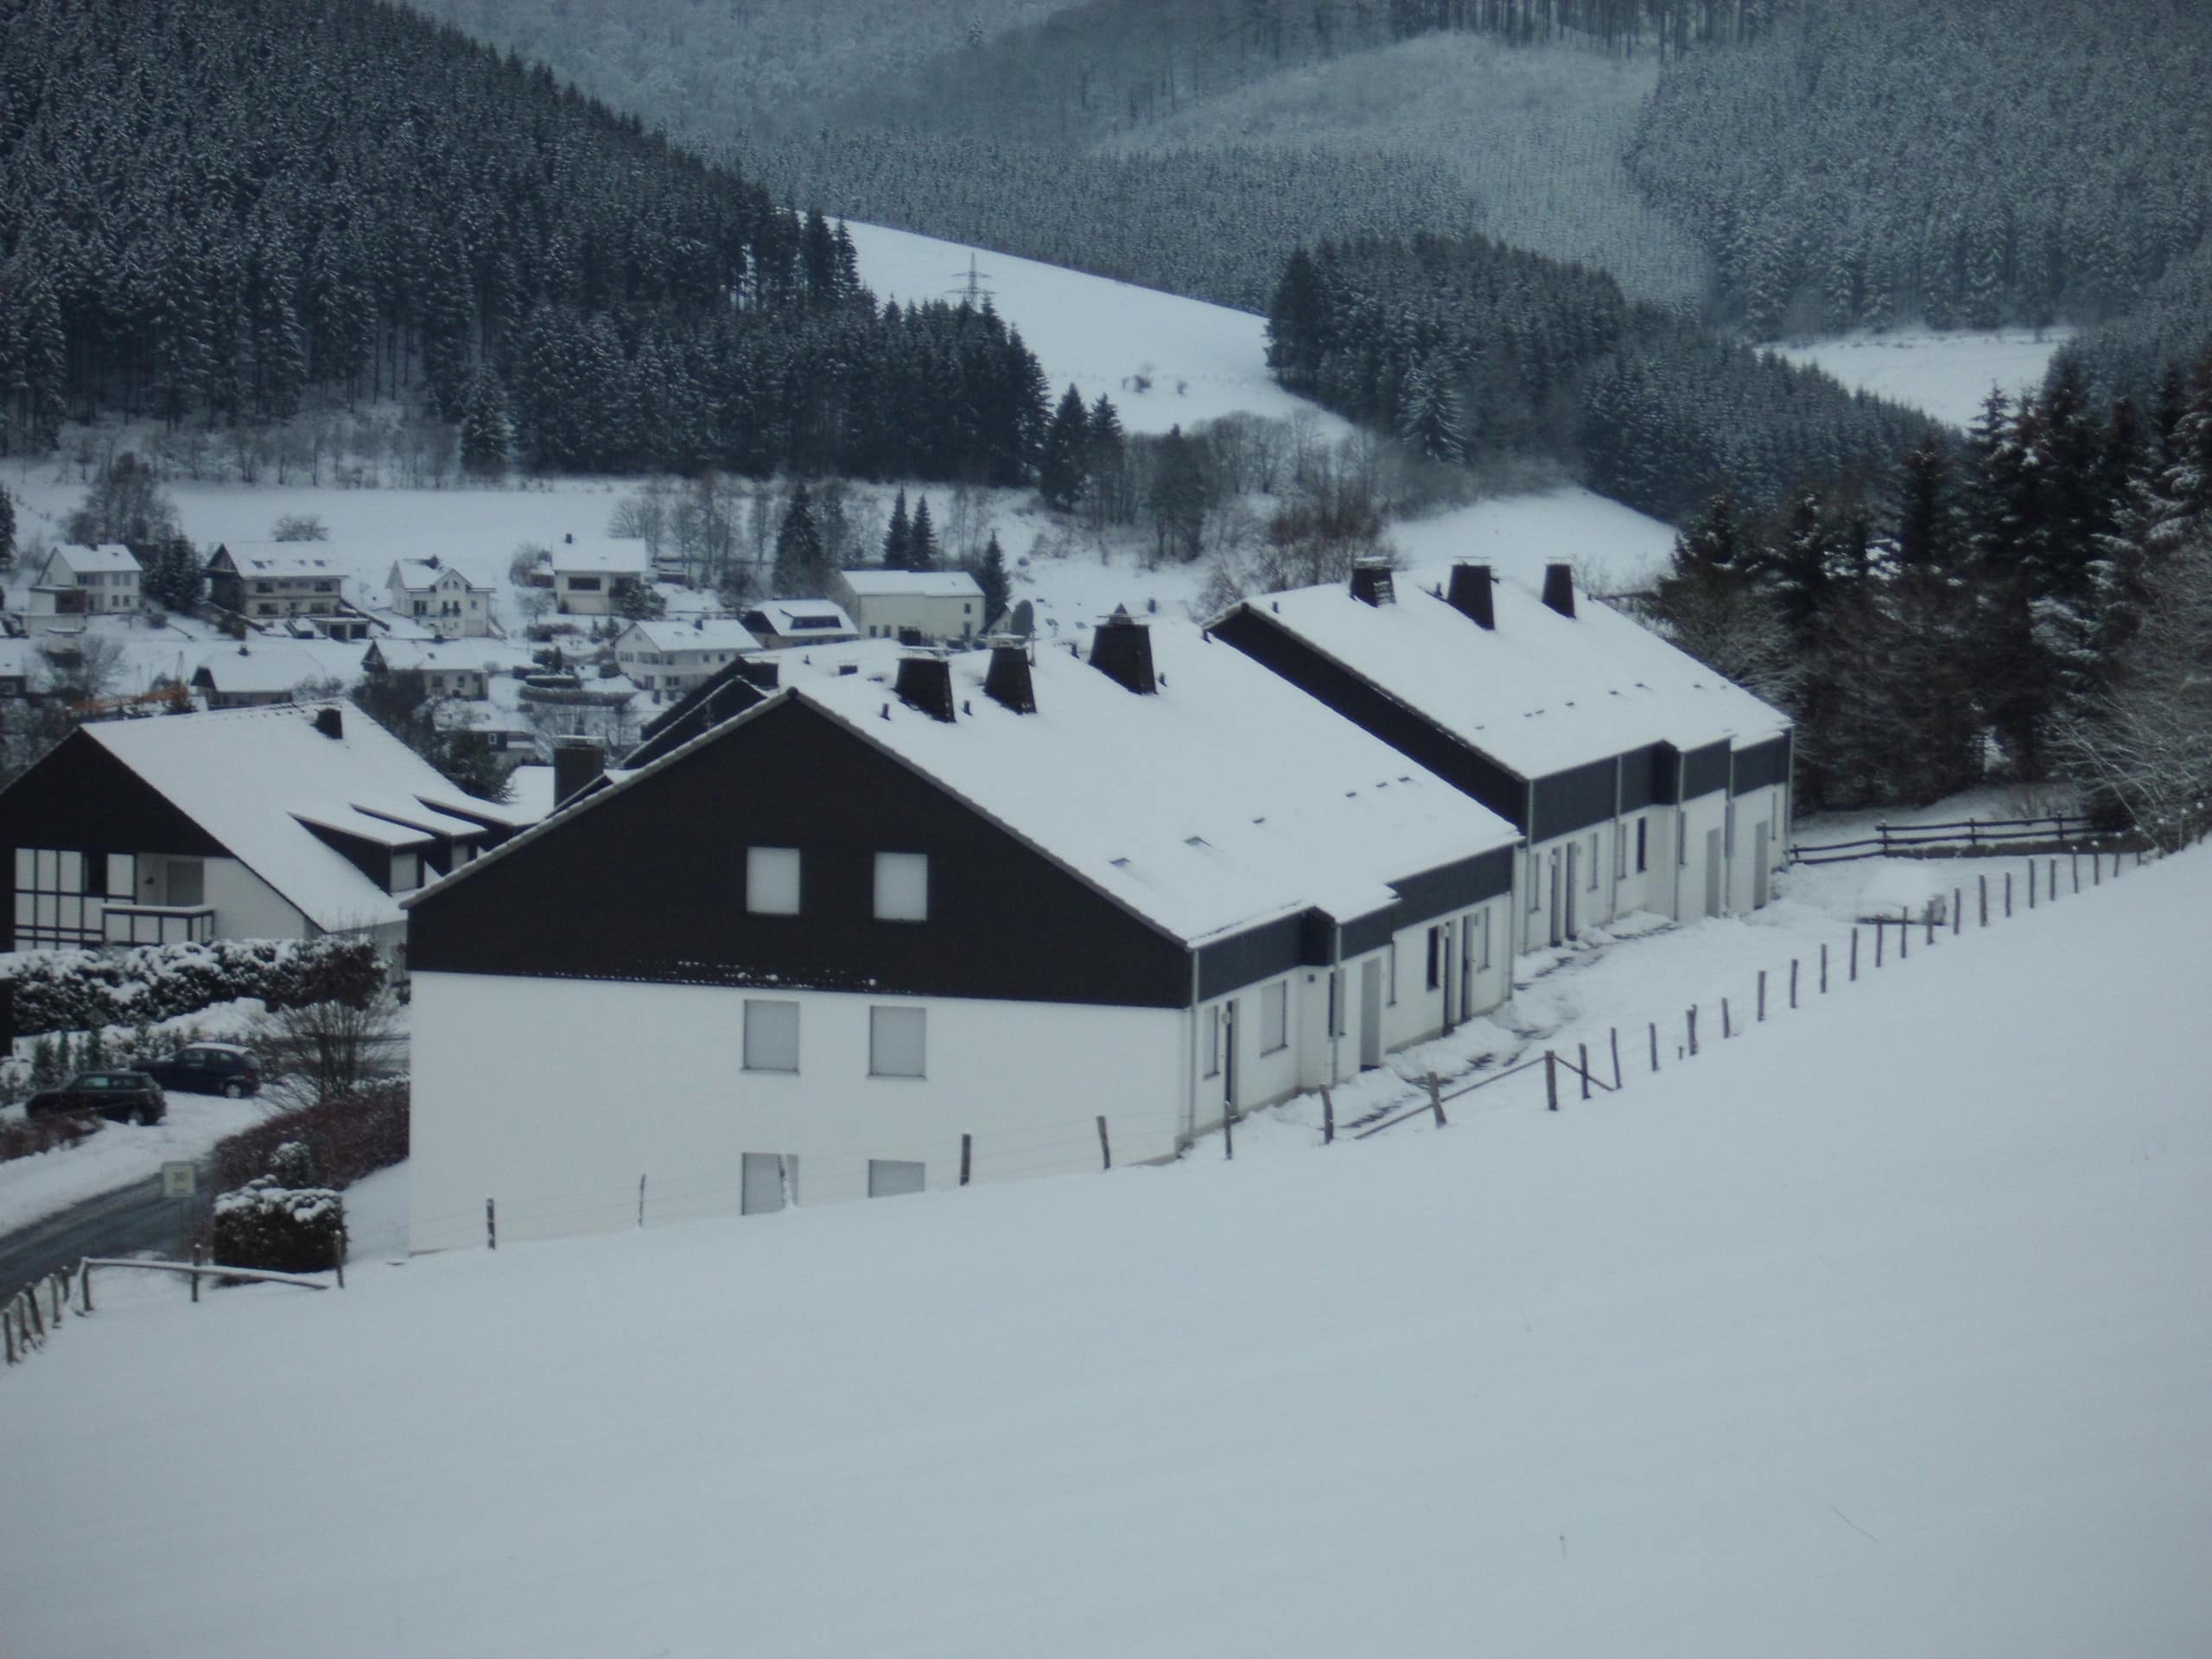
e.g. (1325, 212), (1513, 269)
(409, 974), (1187, 1253)
(850, 594), (980, 643)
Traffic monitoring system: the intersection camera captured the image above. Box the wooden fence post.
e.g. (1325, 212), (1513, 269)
(1545, 1050), (1560, 1110)
(79, 1261), (93, 1314)
(1875, 923), (1884, 969)
(2094, 853), (2102, 886)
(2027, 859), (2036, 908)
(2049, 858), (2058, 902)
(51, 1271), (65, 1327)
(1954, 889), (1962, 935)
(1321, 1088), (1335, 1145)
(1850, 929), (1859, 981)
(1721, 998), (1732, 1039)
(1610, 1027), (1622, 1090)
(190, 1244), (202, 1303)
(960, 1133), (972, 1185)
(1098, 1114), (1115, 1170)
(637, 1174), (646, 1230)
(2005, 872), (2013, 916)
(334, 1228), (346, 1291)
(26, 1286), (45, 1342)
(1687, 1007), (1699, 1057)
(1925, 906), (1935, 946)
(1578, 1044), (1592, 1101)
(3, 1300), (15, 1364)
(1821, 942), (1828, 994)
(486, 1199), (496, 1252)
(2070, 851), (2079, 893)
(1426, 1073), (1446, 1128)
(1649, 1021), (1659, 1072)
(1789, 958), (1798, 1008)
(1220, 1107), (1231, 1162)
(1898, 909), (1908, 959)
(1758, 969), (1767, 1021)
(1980, 874), (1988, 926)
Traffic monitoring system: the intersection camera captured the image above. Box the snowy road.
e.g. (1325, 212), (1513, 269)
(0, 1166), (200, 1297)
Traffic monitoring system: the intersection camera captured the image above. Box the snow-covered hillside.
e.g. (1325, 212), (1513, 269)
(1771, 328), (2070, 429)
(4, 847), (2206, 1657)
(846, 220), (1350, 437)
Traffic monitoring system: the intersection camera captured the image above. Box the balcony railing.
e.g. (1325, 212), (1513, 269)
(102, 903), (215, 947)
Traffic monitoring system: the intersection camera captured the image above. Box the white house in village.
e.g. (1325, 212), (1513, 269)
(545, 540), (652, 616)
(204, 544), (352, 622)
(387, 558), (495, 638)
(612, 616), (762, 702)
(27, 544), (142, 618)
(360, 637), (539, 702)
(737, 598), (859, 651)
(404, 615), (1522, 1251)
(0, 702), (522, 956)
(832, 569), (984, 643)
(1212, 563), (1794, 943)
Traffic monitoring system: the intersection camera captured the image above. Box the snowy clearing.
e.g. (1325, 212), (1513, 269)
(1770, 328), (2071, 429)
(846, 220), (1351, 438)
(3, 842), (2205, 1657)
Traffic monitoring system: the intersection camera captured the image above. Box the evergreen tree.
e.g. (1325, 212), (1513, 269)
(1397, 359), (1466, 462)
(881, 488), (911, 569)
(459, 367), (512, 479)
(1038, 384), (1090, 510)
(906, 495), (939, 572)
(972, 531), (1010, 627)
(773, 480), (830, 595)
(0, 483), (15, 571)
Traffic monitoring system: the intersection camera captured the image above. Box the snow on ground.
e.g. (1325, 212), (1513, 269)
(0, 1091), (269, 1234)
(1770, 327), (2071, 430)
(1393, 485), (1681, 592)
(341, 1160), (410, 1262)
(847, 220), (1351, 439)
(3, 844), (2205, 1657)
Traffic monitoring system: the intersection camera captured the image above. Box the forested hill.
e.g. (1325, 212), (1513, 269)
(0, 0), (1049, 485)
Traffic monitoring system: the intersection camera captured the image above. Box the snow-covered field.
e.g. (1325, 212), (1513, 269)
(3, 842), (2204, 1657)
(847, 220), (1351, 439)
(1771, 328), (2070, 429)
(1395, 486), (1679, 592)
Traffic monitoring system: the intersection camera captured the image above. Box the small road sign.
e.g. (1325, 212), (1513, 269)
(161, 1162), (196, 1199)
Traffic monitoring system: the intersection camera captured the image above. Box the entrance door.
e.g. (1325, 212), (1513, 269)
(1460, 911), (1478, 1020)
(1359, 957), (1382, 1069)
(1220, 1001), (1236, 1114)
(1548, 851), (1564, 947)
(741, 1153), (797, 1215)
(1752, 822), (1770, 910)
(1563, 842), (1580, 940)
(1704, 829), (1724, 918)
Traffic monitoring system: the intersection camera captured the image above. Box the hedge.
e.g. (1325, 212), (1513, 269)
(212, 1178), (346, 1274)
(3, 937), (383, 1039)
(209, 1080), (410, 1195)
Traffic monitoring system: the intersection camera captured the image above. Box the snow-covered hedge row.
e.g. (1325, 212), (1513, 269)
(210, 1081), (410, 1197)
(3, 938), (383, 1039)
(212, 1177), (346, 1275)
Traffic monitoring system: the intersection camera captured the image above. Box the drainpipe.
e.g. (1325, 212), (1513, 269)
(1184, 947), (1200, 1147)
(1328, 921), (1344, 1087)
(1671, 752), (1686, 921)
(1522, 778), (1537, 954)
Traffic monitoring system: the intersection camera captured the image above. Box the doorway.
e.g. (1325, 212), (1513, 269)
(1563, 842), (1580, 939)
(1359, 957), (1382, 1068)
(1752, 822), (1770, 909)
(1704, 829), (1724, 918)
(1548, 850), (1564, 947)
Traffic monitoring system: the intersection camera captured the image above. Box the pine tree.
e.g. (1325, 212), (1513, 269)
(0, 483), (15, 571)
(1038, 384), (1090, 510)
(1397, 359), (1466, 462)
(906, 495), (939, 572)
(972, 531), (1010, 627)
(773, 480), (829, 596)
(881, 488), (911, 569)
(459, 367), (512, 479)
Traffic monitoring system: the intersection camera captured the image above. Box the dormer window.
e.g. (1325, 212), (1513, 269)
(390, 851), (422, 893)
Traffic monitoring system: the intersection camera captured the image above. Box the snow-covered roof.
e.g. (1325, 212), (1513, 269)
(837, 569), (983, 601)
(503, 764), (639, 823)
(191, 646), (344, 696)
(549, 541), (652, 576)
(368, 639), (537, 675)
(611, 624), (1513, 946)
(82, 703), (509, 930)
(621, 617), (762, 654)
(390, 559), (492, 594)
(752, 637), (912, 683)
(54, 543), (142, 575)
(742, 600), (857, 637)
(1226, 566), (1791, 778)
(290, 804), (438, 849)
(215, 545), (346, 580)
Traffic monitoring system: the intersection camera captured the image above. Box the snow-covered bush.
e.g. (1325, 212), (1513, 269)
(209, 1081), (409, 1196)
(4, 937), (383, 1040)
(212, 1177), (346, 1275)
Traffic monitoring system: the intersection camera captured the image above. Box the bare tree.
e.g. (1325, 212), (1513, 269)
(251, 991), (406, 1109)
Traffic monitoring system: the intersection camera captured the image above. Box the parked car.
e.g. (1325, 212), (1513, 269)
(27, 1071), (167, 1125)
(135, 1042), (262, 1099)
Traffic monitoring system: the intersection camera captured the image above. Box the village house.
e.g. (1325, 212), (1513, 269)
(204, 544), (349, 622)
(360, 637), (538, 702)
(737, 598), (859, 651)
(0, 702), (521, 956)
(387, 558), (495, 638)
(832, 569), (985, 644)
(1211, 563), (1793, 947)
(404, 614), (1521, 1251)
(612, 616), (762, 703)
(545, 540), (652, 616)
(26, 544), (142, 619)
(188, 645), (347, 710)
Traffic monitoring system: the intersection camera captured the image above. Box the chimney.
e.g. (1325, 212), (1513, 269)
(1348, 562), (1396, 607)
(1541, 563), (1576, 619)
(734, 659), (780, 690)
(552, 736), (605, 806)
(983, 642), (1036, 713)
(1446, 563), (1496, 630)
(1088, 606), (1157, 695)
(312, 706), (344, 740)
(894, 656), (957, 723)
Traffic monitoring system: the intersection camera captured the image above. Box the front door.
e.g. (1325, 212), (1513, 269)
(741, 1153), (797, 1215)
(1563, 842), (1580, 940)
(1704, 829), (1724, 918)
(1753, 822), (1770, 910)
(1359, 957), (1382, 1069)
(1220, 1001), (1236, 1114)
(1548, 851), (1563, 947)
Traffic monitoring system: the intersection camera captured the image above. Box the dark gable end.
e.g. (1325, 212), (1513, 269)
(0, 730), (230, 949)
(409, 697), (1194, 1009)
(1211, 607), (1530, 830)
(1731, 734), (1791, 795)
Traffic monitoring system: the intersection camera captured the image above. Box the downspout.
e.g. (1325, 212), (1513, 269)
(1184, 945), (1201, 1147)
(1522, 777), (1537, 954)
(1670, 751), (1686, 921)
(1328, 921), (1344, 1086)
(1611, 754), (1625, 925)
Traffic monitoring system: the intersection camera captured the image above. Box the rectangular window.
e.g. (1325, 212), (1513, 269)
(869, 1006), (926, 1077)
(1426, 925), (1443, 990)
(868, 1160), (926, 1198)
(1588, 833), (1601, 889)
(743, 999), (800, 1072)
(567, 575), (602, 592)
(1201, 1005), (1220, 1077)
(874, 851), (929, 922)
(165, 858), (205, 906)
(389, 851), (421, 893)
(1259, 981), (1288, 1054)
(1637, 818), (1649, 873)
(746, 847), (800, 915)
(1476, 906), (1492, 970)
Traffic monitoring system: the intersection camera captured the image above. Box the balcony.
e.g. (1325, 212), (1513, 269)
(102, 904), (215, 947)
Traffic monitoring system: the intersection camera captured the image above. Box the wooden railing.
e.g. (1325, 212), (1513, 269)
(1789, 813), (2117, 865)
